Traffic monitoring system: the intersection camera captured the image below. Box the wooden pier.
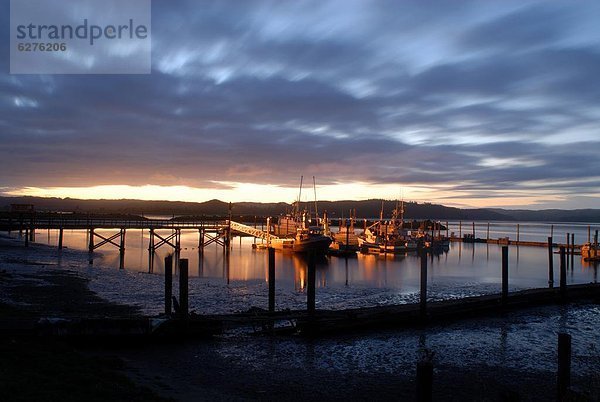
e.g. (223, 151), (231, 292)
(0, 215), (274, 256)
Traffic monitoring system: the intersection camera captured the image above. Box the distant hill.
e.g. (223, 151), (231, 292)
(1, 196), (599, 223)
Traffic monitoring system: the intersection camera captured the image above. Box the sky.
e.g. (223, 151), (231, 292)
(1, 0), (600, 209)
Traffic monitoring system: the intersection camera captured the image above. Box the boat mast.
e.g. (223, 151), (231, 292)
(296, 175), (304, 217)
(313, 176), (318, 224)
(400, 198), (404, 225)
(379, 200), (384, 235)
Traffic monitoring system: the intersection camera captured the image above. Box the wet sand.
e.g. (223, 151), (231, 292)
(1, 235), (599, 401)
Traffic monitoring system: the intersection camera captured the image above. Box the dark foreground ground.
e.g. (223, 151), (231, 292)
(1, 238), (599, 401)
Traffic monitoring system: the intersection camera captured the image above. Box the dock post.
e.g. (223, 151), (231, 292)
(88, 228), (94, 253)
(548, 237), (554, 288)
(566, 233), (570, 265)
(551, 224), (554, 238)
(487, 222), (490, 242)
(58, 227), (63, 250)
(559, 246), (567, 299)
(201, 227), (206, 253)
(420, 249), (427, 319)
(29, 218), (35, 241)
(501, 246), (508, 304)
(119, 229), (126, 269)
(164, 255), (173, 316)
(24, 228), (29, 247)
(148, 229), (154, 252)
(179, 258), (189, 318)
(268, 247), (275, 313)
(307, 251), (316, 315)
(472, 222), (475, 238)
(516, 224), (520, 243)
(446, 221), (449, 238)
(557, 333), (571, 399)
(416, 360), (433, 402)
(459, 221), (462, 238)
(570, 233), (574, 268)
(345, 220), (350, 251)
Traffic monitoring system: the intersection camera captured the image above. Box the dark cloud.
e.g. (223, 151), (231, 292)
(1, 0), (600, 206)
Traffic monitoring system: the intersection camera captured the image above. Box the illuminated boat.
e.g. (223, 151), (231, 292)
(581, 242), (599, 261)
(269, 211), (332, 253)
(357, 201), (417, 253)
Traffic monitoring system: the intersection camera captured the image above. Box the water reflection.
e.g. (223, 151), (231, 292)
(29, 226), (599, 297)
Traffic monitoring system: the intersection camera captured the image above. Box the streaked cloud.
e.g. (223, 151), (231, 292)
(1, 0), (600, 208)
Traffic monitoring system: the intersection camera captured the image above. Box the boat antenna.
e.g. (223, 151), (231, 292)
(313, 176), (318, 224)
(400, 189), (404, 223)
(297, 175), (303, 216)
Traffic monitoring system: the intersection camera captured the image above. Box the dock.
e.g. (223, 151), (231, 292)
(4, 282), (599, 340)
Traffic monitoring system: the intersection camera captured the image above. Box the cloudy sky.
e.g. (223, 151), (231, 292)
(2, 0), (600, 208)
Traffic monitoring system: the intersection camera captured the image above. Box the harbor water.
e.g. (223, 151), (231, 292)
(23, 221), (600, 316)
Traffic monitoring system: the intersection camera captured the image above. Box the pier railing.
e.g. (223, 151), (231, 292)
(0, 217), (229, 230)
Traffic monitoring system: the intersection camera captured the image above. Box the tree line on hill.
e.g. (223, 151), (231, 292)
(1, 196), (599, 223)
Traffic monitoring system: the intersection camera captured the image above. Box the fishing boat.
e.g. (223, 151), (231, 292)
(329, 210), (360, 255)
(269, 211), (331, 253)
(357, 201), (417, 254)
(268, 177), (332, 254)
(581, 242), (599, 261)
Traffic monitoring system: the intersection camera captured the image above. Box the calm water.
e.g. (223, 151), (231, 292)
(447, 220), (599, 243)
(21, 221), (599, 315)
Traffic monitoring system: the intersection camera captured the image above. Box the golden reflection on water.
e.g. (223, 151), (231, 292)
(26, 227), (600, 293)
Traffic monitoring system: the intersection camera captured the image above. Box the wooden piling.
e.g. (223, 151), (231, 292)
(119, 229), (126, 269)
(516, 224), (520, 243)
(165, 255), (173, 316)
(559, 247), (567, 298)
(29, 218), (35, 241)
(24, 229), (29, 247)
(566, 233), (570, 262)
(459, 221), (462, 238)
(179, 258), (189, 318)
(501, 246), (508, 304)
(416, 360), (433, 402)
(88, 228), (94, 253)
(548, 237), (554, 288)
(570, 233), (575, 268)
(345, 221), (350, 250)
(487, 222), (490, 242)
(446, 221), (449, 238)
(58, 227), (63, 250)
(307, 252), (316, 315)
(420, 250), (427, 318)
(472, 222), (475, 238)
(148, 229), (154, 252)
(268, 247), (275, 313)
(557, 332), (571, 399)
(199, 228), (205, 253)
